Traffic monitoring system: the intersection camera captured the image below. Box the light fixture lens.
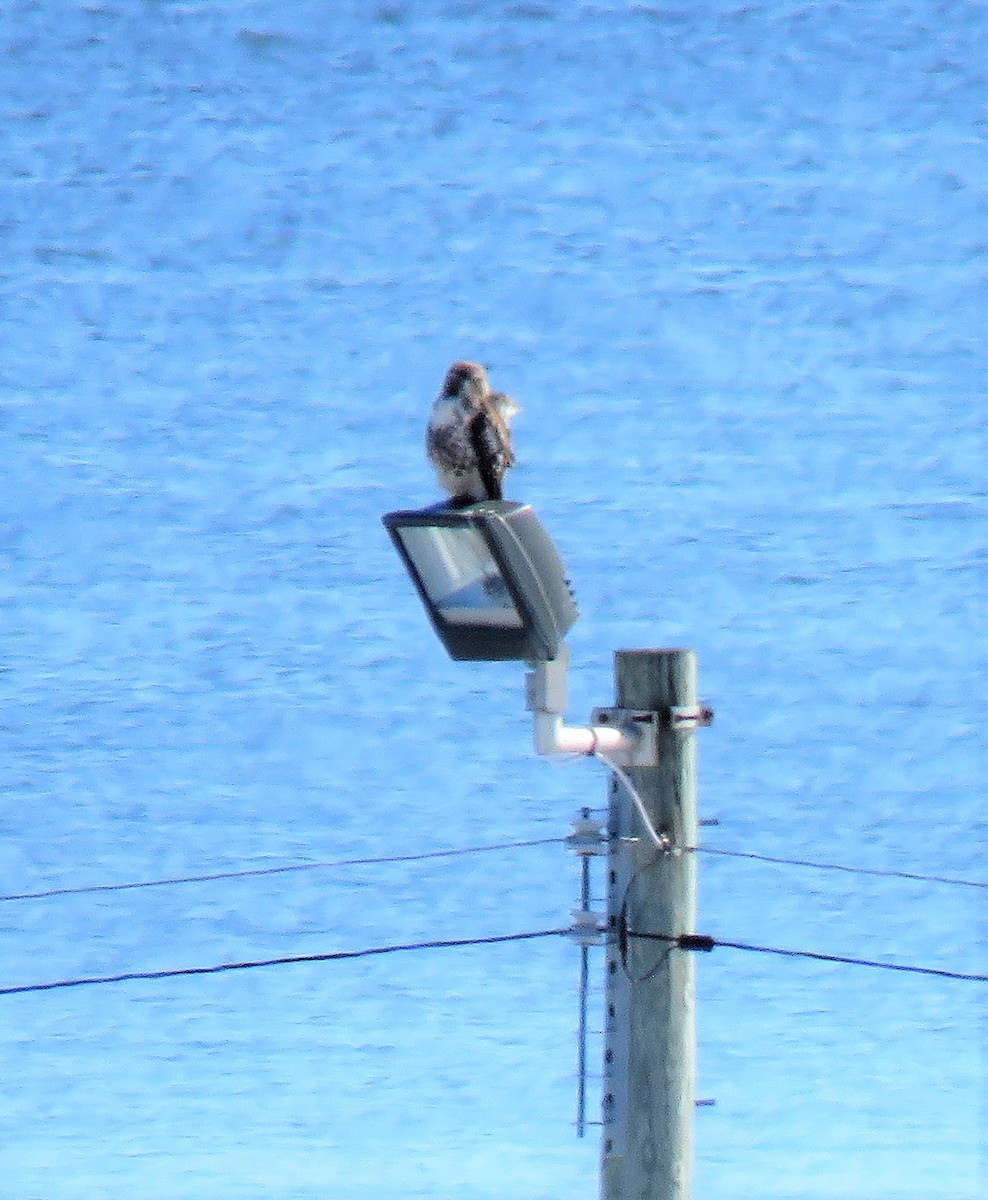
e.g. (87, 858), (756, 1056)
(394, 524), (524, 628)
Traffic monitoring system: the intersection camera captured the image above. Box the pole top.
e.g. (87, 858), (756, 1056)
(615, 647), (695, 658)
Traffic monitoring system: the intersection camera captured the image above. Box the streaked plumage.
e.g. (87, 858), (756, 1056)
(426, 361), (519, 505)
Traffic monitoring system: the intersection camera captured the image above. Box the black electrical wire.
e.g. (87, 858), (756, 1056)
(628, 930), (988, 983)
(0, 928), (570, 997)
(7, 921), (982, 999)
(601, 746), (985, 891)
(693, 845), (987, 891)
(6, 836), (982, 907)
(0, 838), (566, 903)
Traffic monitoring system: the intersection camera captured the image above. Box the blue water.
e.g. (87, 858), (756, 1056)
(1, 2), (985, 1197)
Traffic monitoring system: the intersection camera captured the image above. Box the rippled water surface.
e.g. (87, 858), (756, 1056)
(1, 2), (985, 1197)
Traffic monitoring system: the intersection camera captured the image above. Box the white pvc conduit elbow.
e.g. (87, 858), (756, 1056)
(527, 648), (639, 761)
(531, 711), (635, 758)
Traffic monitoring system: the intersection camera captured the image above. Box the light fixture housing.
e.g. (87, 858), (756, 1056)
(382, 500), (578, 662)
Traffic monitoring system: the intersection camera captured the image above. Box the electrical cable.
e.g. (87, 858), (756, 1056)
(0, 928), (570, 997)
(1, 837), (566, 904)
(593, 749), (666, 852)
(5, 762), (981, 999)
(692, 845), (987, 891)
(6, 825), (981, 908)
(597, 757), (985, 983)
(593, 752), (985, 893)
(628, 930), (988, 983)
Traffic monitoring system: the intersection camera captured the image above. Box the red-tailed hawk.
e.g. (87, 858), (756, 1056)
(426, 360), (520, 505)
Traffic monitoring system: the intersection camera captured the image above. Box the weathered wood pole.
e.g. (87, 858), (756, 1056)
(600, 649), (699, 1200)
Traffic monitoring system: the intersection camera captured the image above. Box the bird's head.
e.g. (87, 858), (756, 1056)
(441, 360), (489, 404)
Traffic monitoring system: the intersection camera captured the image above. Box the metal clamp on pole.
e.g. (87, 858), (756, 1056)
(525, 646), (657, 765)
(668, 704), (714, 731)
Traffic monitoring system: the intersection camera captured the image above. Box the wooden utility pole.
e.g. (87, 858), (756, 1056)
(599, 649), (701, 1200)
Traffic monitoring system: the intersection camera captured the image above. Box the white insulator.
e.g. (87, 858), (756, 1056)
(566, 815), (608, 856)
(569, 908), (606, 947)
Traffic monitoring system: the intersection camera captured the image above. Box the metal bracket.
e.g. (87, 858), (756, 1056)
(590, 708), (659, 767)
(668, 704), (714, 731)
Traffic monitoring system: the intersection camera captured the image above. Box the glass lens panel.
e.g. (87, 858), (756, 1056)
(396, 525), (524, 628)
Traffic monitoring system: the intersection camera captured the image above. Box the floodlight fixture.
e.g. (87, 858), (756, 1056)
(383, 499), (655, 765)
(382, 500), (578, 664)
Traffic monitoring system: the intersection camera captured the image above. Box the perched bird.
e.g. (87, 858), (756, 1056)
(426, 360), (520, 505)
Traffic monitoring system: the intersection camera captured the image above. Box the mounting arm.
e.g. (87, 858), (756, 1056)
(525, 646), (656, 765)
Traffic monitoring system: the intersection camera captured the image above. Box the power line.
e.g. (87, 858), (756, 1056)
(6, 832), (982, 909)
(628, 930), (988, 983)
(597, 748), (984, 893)
(6, 917), (983, 999)
(0, 837), (565, 904)
(0, 928), (569, 998)
(693, 844), (987, 891)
